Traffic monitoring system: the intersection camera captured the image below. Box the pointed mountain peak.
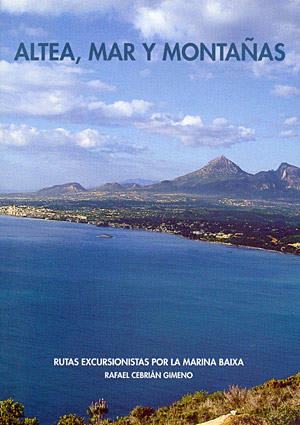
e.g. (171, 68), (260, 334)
(173, 156), (250, 184)
(200, 156), (247, 176)
(211, 155), (227, 161)
(207, 155), (236, 164)
(206, 155), (236, 166)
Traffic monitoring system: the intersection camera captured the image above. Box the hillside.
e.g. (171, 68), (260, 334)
(2, 373), (300, 425)
(108, 373), (300, 425)
(37, 182), (86, 196)
(145, 156), (300, 199)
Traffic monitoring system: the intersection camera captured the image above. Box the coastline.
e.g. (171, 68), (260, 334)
(0, 211), (298, 257)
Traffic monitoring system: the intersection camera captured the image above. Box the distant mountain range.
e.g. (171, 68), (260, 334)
(33, 156), (300, 200)
(119, 178), (159, 186)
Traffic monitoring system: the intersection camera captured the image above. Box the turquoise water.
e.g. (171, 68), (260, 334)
(0, 214), (299, 423)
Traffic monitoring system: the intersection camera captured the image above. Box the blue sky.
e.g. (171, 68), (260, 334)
(0, 0), (299, 190)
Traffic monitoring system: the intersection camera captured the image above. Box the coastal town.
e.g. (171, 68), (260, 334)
(1, 195), (299, 255)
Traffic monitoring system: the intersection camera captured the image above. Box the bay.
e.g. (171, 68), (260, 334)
(0, 214), (299, 424)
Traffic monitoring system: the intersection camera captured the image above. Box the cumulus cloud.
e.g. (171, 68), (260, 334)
(0, 61), (155, 122)
(132, 1), (300, 77)
(270, 84), (300, 98)
(135, 113), (255, 147)
(132, 0), (300, 59)
(2, 1), (300, 77)
(284, 116), (300, 126)
(88, 99), (153, 119)
(0, 60), (256, 149)
(0, 123), (146, 156)
(2, 0), (300, 44)
(86, 80), (116, 91)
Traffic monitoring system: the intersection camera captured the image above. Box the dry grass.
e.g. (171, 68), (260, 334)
(223, 414), (267, 424)
(111, 373), (300, 425)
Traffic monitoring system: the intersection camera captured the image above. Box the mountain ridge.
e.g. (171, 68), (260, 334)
(144, 156), (300, 198)
(33, 156), (300, 199)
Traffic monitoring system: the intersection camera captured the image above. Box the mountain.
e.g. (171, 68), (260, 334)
(146, 156), (250, 194)
(174, 155), (249, 183)
(37, 182), (86, 196)
(145, 156), (300, 199)
(32, 157), (300, 199)
(90, 182), (125, 192)
(90, 182), (143, 192)
(276, 162), (300, 188)
(121, 183), (141, 190)
(119, 178), (159, 186)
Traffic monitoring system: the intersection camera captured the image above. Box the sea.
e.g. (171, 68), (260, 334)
(0, 214), (299, 424)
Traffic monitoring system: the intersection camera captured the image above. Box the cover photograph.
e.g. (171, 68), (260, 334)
(0, 1), (299, 424)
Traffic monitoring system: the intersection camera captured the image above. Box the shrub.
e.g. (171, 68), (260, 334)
(0, 398), (38, 425)
(87, 399), (109, 424)
(56, 414), (85, 425)
(267, 405), (300, 425)
(130, 406), (155, 423)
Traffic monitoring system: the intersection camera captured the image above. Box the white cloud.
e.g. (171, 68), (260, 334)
(2, 1), (299, 77)
(87, 80), (116, 91)
(132, 1), (300, 77)
(279, 130), (297, 137)
(0, 124), (32, 146)
(0, 0), (123, 15)
(2, 0), (300, 46)
(132, 1), (300, 45)
(135, 113), (255, 147)
(0, 60), (114, 96)
(0, 61), (154, 122)
(0, 123), (109, 148)
(0, 123), (145, 155)
(134, 7), (177, 39)
(283, 50), (300, 74)
(0, 60), (256, 149)
(74, 129), (109, 148)
(284, 116), (300, 126)
(251, 58), (279, 79)
(270, 84), (300, 98)
(89, 99), (153, 119)
(181, 115), (203, 126)
(252, 51), (300, 78)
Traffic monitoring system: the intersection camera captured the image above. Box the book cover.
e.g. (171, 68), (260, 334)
(0, 1), (299, 424)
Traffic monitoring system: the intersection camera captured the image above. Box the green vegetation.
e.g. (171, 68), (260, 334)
(129, 407), (155, 424)
(0, 193), (300, 255)
(0, 398), (38, 425)
(55, 414), (85, 425)
(2, 374), (300, 425)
